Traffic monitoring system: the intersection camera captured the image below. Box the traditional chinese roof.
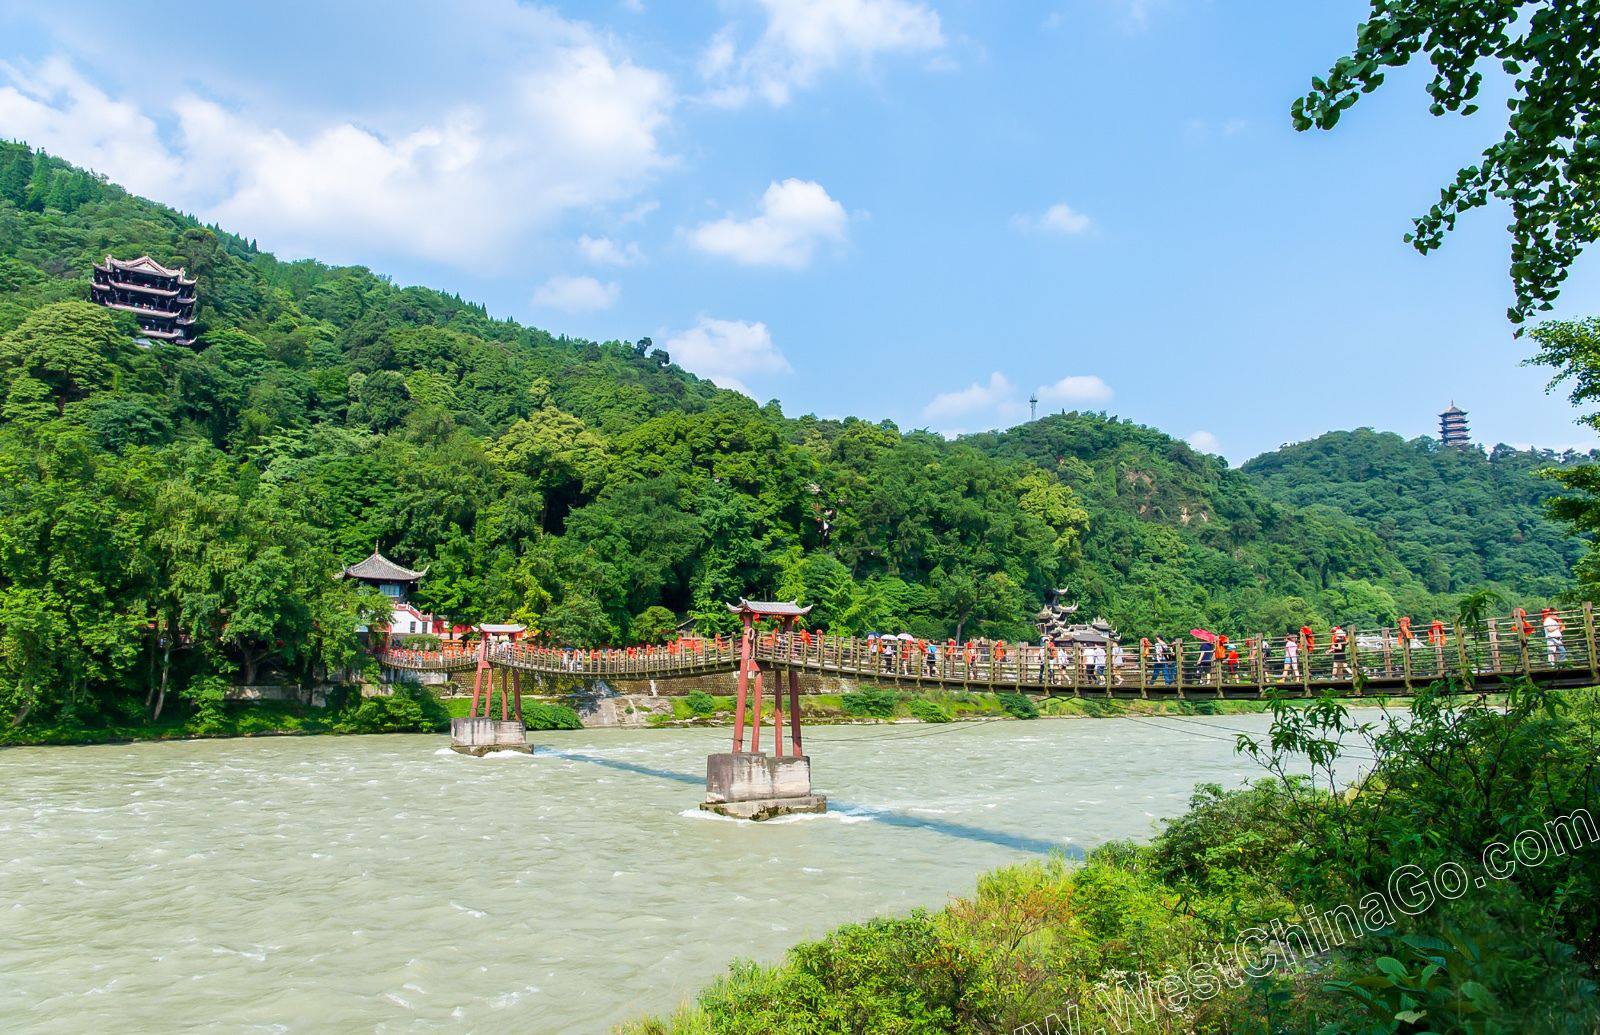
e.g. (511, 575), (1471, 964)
(341, 549), (428, 582)
(475, 623), (526, 634)
(96, 254), (196, 285)
(726, 598), (812, 617)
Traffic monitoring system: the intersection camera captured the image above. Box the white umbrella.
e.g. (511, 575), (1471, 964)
(896, 632), (916, 640)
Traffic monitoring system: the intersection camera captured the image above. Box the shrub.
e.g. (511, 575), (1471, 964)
(182, 675), (230, 735)
(526, 701), (583, 730)
(841, 687), (900, 718)
(683, 913), (973, 1033)
(996, 692), (1038, 720)
(907, 697), (953, 723)
(338, 684), (449, 734)
(685, 690), (717, 716)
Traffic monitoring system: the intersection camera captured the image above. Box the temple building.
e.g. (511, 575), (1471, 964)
(90, 255), (198, 346)
(340, 549), (441, 640)
(1439, 402), (1471, 448)
(1035, 590), (1119, 645)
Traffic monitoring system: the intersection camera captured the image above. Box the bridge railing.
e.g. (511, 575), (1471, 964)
(749, 607), (1596, 693)
(376, 647), (478, 671)
(378, 604), (1598, 695)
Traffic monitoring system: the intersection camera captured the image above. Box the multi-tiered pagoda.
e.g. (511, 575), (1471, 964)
(90, 255), (197, 346)
(1439, 402), (1470, 448)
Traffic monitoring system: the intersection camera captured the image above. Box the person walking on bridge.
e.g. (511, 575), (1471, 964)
(1328, 625), (1350, 680)
(1153, 637), (1173, 685)
(1282, 633), (1300, 681)
(1542, 608), (1566, 665)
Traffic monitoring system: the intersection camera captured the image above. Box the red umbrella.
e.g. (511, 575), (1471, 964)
(1189, 628), (1218, 643)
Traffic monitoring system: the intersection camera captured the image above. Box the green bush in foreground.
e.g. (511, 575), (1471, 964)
(625, 683), (1600, 1034)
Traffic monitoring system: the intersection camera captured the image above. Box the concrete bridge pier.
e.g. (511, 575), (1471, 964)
(450, 716), (531, 756)
(701, 751), (825, 820)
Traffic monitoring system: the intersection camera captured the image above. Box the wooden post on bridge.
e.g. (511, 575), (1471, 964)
(1586, 603), (1599, 682)
(1299, 632), (1311, 697)
(1174, 641), (1186, 699)
(1347, 630), (1361, 697)
(1515, 612), (1532, 677)
(1454, 622), (1472, 688)
(1401, 629), (1414, 690)
(1138, 641), (1148, 699)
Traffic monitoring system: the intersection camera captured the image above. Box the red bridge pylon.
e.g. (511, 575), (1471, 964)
(451, 637), (529, 755)
(703, 599), (826, 819)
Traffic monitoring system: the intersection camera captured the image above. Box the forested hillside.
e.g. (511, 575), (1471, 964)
(0, 142), (1579, 728)
(969, 416), (1454, 635)
(1242, 429), (1587, 601)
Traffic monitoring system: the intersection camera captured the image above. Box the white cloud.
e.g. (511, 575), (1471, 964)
(701, 0), (946, 107)
(923, 371), (1019, 422)
(0, 59), (184, 200)
(688, 179), (848, 269)
(532, 275), (619, 312)
(1036, 374), (1113, 405)
(0, 21), (674, 270)
(578, 234), (643, 266)
(1187, 430), (1222, 455)
(923, 370), (1113, 433)
(1013, 202), (1093, 236)
(663, 316), (792, 394)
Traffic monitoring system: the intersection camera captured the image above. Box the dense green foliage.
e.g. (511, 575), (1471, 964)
(628, 684), (1600, 1033)
(1243, 429), (1587, 600)
(0, 142), (1578, 736)
(967, 415), (1576, 636)
(1295, 0), (1600, 326)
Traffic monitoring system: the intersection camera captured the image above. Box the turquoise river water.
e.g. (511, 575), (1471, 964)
(0, 713), (1348, 1032)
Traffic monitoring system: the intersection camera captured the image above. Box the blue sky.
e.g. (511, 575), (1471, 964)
(2, 0), (1598, 462)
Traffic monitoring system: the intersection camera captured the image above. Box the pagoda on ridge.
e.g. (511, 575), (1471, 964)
(90, 255), (198, 347)
(1439, 402), (1470, 448)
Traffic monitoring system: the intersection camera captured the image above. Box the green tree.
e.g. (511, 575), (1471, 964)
(0, 301), (124, 413)
(1296, 0), (1600, 325)
(629, 605), (679, 644)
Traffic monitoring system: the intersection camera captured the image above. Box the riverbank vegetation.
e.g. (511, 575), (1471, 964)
(0, 141), (1584, 739)
(626, 682), (1600, 1033)
(0, 683), (450, 747)
(650, 686), (1294, 727)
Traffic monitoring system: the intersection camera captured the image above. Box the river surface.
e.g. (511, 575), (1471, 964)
(0, 714), (1351, 1032)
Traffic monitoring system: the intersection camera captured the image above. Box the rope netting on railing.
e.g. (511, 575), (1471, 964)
(378, 605), (1597, 694)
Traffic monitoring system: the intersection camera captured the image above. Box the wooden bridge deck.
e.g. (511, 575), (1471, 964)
(379, 606), (1600, 700)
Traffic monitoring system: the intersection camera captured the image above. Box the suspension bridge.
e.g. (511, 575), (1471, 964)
(380, 600), (1597, 817)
